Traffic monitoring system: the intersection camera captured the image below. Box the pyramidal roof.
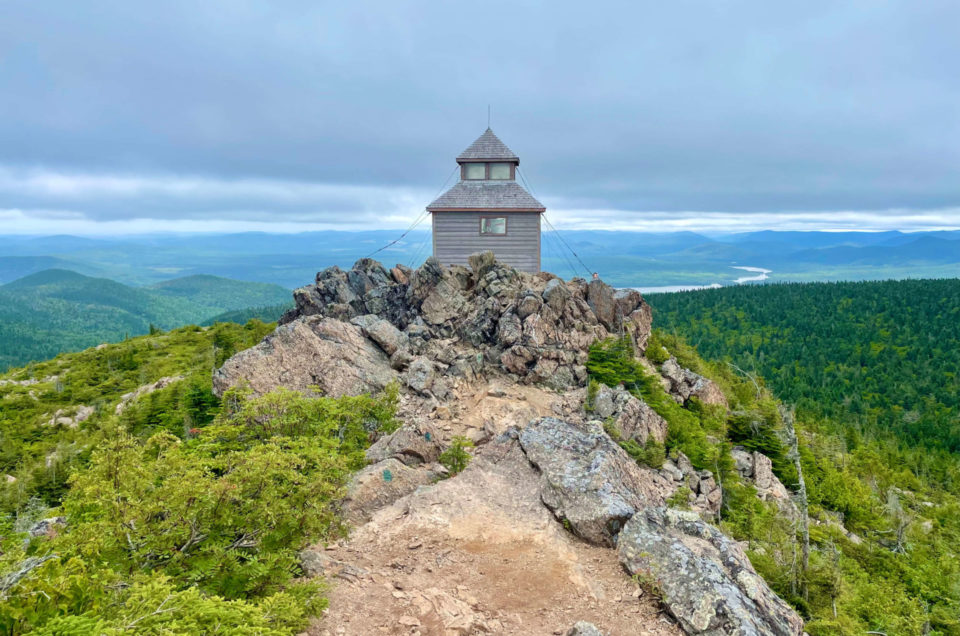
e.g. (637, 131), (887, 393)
(427, 181), (544, 211)
(456, 128), (520, 162)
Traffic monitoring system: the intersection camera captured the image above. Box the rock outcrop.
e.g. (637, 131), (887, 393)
(618, 507), (803, 636)
(115, 376), (183, 415)
(341, 458), (444, 524)
(213, 316), (398, 398)
(518, 417), (673, 546)
(311, 431), (681, 636)
(660, 451), (723, 517)
(511, 416), (792, 635)
(44, 405), (94, 429)
(591, 383), (668, 445)
(26, 516), (66, 539)
(365, 422), (442, 466)
(661, 357), (728, 407)
(214, 253), (653, 398)
(731, 446), (791, 503)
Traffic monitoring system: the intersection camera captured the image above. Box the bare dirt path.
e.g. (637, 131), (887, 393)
(308, 426), (681, 636)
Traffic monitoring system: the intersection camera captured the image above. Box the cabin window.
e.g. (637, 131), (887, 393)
(489, 163), (511, 180)
(480, 217), (507, 235)
(464, 163), (486, 180)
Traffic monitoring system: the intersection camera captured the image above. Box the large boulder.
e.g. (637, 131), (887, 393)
(404, 357), (436, 395)
(212, 316), (397, 398)
(566, 621), (606, 636)
(518, 417), (672, 546)
(585, 279), (618, 331)
(618, 507), (803, 636)
(351, 314), (409, 356)
(420, 278), (469, 326)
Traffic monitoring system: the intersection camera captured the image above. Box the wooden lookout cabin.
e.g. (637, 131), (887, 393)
(427, 128), (545, 273)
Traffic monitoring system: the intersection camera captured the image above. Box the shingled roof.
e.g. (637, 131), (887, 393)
(427, 181), (545, 211)
(456, 128), (520, 162)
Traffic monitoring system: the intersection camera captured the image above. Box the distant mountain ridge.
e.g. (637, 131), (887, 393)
(2, 229), (959, 288)
(0, 269), (291, 370)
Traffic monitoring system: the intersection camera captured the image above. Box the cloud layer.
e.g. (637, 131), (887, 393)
(2, 1), (959, 234)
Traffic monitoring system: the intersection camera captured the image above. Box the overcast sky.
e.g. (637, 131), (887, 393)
(2, 1), (959, 235)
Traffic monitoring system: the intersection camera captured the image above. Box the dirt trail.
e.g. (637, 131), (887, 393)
(308, 399), (681, 636)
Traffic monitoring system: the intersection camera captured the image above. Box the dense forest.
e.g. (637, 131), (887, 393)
(648, 278), (960, 457)
(201, 302), (294, 327)
(643, 278), (960, 633)
(0, 269), (291, 371)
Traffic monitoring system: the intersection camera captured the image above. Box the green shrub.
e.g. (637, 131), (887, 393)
(643, 330), (670, 365)
(0, 321), (275, 516)
(588, 336), (716, 470)
(584, 379), (600, 413)
(61, 428), (345, 599)
(0, 385), (398, 634)
(666, 486), (693, 509)
(620, 437), (666, 469)
(439, 436), (473, 475)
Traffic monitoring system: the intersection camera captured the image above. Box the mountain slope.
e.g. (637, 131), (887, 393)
(647, 278), (960, 452)
(3, 258), (960, 634)
(0, 320), (354, 633)
(147, 274), (295, 317)
(0, 269), (291, 370)
(0, 255), (102, 284)
(201, 302), (294, 326)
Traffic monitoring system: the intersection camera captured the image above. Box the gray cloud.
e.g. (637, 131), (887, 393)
(1, 1), (959, 233)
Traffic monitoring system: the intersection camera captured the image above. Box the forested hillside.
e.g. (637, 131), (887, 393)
(644, 279), (960, 633)
(648, 279), (960, 454)
(201, 302), (294, 326)
(0, 270), (291, 371)
(589, 333), (959, 635)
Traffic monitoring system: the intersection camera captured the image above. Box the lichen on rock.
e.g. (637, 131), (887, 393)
(618, 507), (804, 636)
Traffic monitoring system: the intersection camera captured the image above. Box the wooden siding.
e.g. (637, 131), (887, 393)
(432, 211), (541, 273)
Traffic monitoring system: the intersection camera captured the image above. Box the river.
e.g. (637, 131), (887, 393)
(635, 266), (772, 294)
(731, 266), (772, 284)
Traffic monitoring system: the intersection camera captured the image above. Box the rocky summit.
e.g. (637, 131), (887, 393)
(214, 252), (651, 398)
(214, 253), (802, 636)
